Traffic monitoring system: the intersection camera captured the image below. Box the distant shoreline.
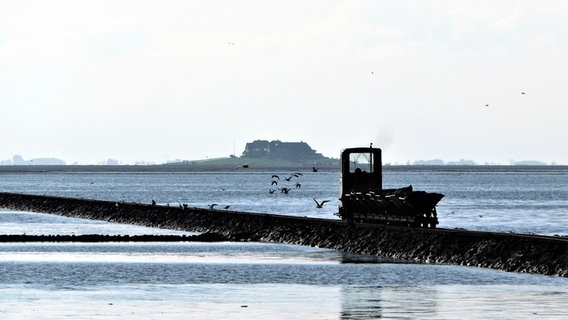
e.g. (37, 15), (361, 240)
(0, 164), (338, 172)
(0, 164), (567, 173)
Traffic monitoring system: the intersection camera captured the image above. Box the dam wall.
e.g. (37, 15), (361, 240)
(0, 192), (566, 277)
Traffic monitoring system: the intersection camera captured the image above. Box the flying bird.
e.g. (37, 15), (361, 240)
(313, 198), (330, 208)
(208, 203), (218, 209)
(238, 163), (253, 168)
(271, 180), (278, 186)
(268, 189), (276, 194)
(280, 188), (291, 194)
(271, 175), (280, 179)
(295, 183), (302, 188)
(312, 167), (319, 172)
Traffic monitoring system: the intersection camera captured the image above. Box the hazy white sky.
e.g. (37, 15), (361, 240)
(1, 0), (567, 164)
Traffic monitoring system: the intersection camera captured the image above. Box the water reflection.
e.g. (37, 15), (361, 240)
(340, 286), (384, 319)
(339, 286), (439, 319)
(339, 284), (568, 320)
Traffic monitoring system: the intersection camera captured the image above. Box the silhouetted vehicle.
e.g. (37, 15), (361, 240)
(337, 146), (443, 228)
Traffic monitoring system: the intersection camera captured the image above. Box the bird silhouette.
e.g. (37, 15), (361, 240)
(271, 180), (278, 186)
(224, 205), (230, 210)
(312, 167), (319, 172)
(313, 198), (330, 208)
(268, 189), (276, 194)
(295, 183), (302, 188)
(272, 175), (280, 179)
(285, 176), (293, 181)
(208, 203), (218, 209)
(280, 188), (291, 194)
(151, 199), (156, 206)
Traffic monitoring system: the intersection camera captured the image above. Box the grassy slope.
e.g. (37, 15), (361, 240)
(0, 157), (341, 172)
(171, 156), (340, 170)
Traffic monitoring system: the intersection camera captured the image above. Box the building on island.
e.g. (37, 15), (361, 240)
(242, 140), (325, 162)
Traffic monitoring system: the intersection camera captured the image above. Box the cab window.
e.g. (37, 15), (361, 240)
(349, 152), (374, 173)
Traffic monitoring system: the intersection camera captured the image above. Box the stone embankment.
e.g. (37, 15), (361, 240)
(0, 192), (566, 277)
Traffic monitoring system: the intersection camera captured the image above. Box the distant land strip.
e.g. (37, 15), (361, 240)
(1, 164), (568, 173)
(0, 163), (338, 172)
(0, 192), (566, 277)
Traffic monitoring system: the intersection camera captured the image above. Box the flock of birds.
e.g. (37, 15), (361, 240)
(266, 169), (330, 209)
(149, 165), (329, 212)
(268, 173), (303, 195)
(221, 165), (328, 210)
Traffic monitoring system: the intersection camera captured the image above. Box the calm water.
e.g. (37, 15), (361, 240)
(0, 166), (567, 319)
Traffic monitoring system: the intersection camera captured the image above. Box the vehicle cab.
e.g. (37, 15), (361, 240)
(339, 146), (382, 196)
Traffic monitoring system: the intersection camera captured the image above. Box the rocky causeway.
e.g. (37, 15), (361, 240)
(0, 192), (566, 277)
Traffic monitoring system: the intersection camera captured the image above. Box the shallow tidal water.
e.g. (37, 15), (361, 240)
(0, 238), (567, 319)
(0, 167), (567, 319)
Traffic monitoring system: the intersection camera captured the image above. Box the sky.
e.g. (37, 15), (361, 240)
(1, 0), (567, 165)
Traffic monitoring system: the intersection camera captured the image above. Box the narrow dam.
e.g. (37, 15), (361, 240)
(0, 192), (566, 277)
